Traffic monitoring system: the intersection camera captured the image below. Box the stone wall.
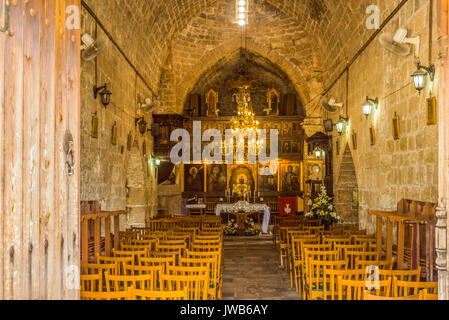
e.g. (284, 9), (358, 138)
(327, 0), (438, 233)
(81, 7), (157, 229)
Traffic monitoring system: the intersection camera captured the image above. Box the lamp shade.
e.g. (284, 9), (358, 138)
(412, 68), (427, 92)
(100, 89), (112, 107)
(363, 101), (372, 118)
(336, 121), (345, 135)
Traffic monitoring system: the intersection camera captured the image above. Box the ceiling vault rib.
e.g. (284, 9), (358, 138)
(81, 0), (156, 96)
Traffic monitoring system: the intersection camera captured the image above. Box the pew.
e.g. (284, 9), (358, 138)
(81, 201), (127, 263)
(369, 200), (436, 281)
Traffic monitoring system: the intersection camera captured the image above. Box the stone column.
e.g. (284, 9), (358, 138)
(437, 0), (449, 300)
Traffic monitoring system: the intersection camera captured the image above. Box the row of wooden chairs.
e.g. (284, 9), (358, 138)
(81, 219), (224, 300)
(277, 221), (439, 300)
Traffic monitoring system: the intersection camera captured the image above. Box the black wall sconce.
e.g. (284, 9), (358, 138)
(336, 116), (349, 135)
(411, 62), (435, 94)
(93, 84), (112, 107)
(135, 116), (148, 135)
(363, 96), (379, 118)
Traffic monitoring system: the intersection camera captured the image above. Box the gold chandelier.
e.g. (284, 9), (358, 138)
(231, 89), (260, 133)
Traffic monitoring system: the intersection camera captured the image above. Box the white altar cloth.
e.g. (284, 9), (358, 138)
(215, 201), (271, 234)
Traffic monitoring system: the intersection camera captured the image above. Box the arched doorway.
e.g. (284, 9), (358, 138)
(335, 144), (358, 223)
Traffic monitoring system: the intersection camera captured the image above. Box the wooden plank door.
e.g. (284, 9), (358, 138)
(0, 0), (80, 300)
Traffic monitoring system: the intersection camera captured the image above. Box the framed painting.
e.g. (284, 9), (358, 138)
(258, 164), (278, 192)
(392, 114), (400, 140)
(427, 96), (437, 125)
(281, 141), (292, 154)
(111, 122), (117, 146)
(228, 164), (257, 195)
(282, 122), (292, 136)
(324, 119), (333, 133)
(369, 126), (375, 146)
(206, 164), (228, 192)
(91, 112), (99, 139)
(336, 139), (340, 156)
(127, 132), (133, 151)
(351, 131), (357, 150)
(292, 122), (303, 136)
(183, 164), (205, 192)
(291, 141), (300, 154)
(279, 163), (301, 192)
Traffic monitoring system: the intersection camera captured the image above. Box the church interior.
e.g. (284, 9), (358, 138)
(1, 0), (449, 301)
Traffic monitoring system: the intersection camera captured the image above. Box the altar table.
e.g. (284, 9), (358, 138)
(215, 201), (271, 234)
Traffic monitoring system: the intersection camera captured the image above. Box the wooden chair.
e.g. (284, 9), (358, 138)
(323, 269), (367, 300)
(113, 249), (146, 265)
(179, 256), (218, 300)
(132, 287), (189, 300)
(81, 274), (102, 292)
(323, 236), (352, 249)
(363, 290), (423, 300)
(355, 258), (395, 271)
(124, 265), (163, 289)
(337, 277), (392, 300)
(346, 251), (380, 269)
(160, 273), (209, 300)
(306, 259), (347, 300)
(290, 236), (320, 291)
(81, 287), (132, 300)
(335, 244), (365, 261)
(97, 255), (133, 276)
(393, 277), (438, 297)
(379, 268), (422, 282)
(146, 219), (164, 232)
(422, 291), (439, 300)
(81, 262), (116, 276)
(140, 256), (176, 273)
(302, 250), (339, 299)
(105, 272), (157, 292)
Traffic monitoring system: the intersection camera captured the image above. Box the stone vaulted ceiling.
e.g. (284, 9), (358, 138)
(85, 0), (403, 115)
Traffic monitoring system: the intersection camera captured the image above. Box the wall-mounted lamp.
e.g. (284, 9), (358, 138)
(155, 159), (161, 166)
(135, 116), (148, 135)
(363, 96), (379, 118)
(411, 62), (435, 94)
(314, 148), (325, 159)
(93, 84), (112, 107)
(336, 116), (348, 136)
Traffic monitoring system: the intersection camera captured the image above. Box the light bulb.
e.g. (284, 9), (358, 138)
(239, 13), (245, 19)
(239, 7), (246, 13)
(239, 0), (246, 6)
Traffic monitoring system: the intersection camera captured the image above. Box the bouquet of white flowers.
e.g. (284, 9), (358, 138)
(305, 184), (343, 226)
(224, 219), (238, 236)
(245, 217), (259, 236)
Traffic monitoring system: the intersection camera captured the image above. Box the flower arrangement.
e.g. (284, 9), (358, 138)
(305, 184), (343, 226)
(245, 217), (259, 236)
(224, 219), (238, 236)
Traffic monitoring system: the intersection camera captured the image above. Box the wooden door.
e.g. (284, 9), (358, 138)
(0, 0), (80, 299)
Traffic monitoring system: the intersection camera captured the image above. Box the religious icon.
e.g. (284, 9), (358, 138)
(91, 112), (99, 139)
(282, 122), (292, 136)
(228, 165), (256, 201)
(336, 139), (340, 156)
(111, 122), (117, 146)
(427, 96), (437, 125)
(351, 131), (357, 150)
(206, 164), (228, 192)
(127, 132), (133, 151)
(392, 113), (400, 140)
(265, 88), (280, 116)
(292, 122), (303, 136)
(369, 126), (376, 146)
(183, 164), (205, 192)
(258, 164), (278, 192)
(282, 141), (292, 154)
(159, 126), (169, 145)
(324, 119), (333, 133)
(280, 164), (301, 192)
(206, 89), (219, 117)
(291, 141), (300, 154)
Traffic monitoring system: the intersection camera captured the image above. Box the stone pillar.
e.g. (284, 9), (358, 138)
(437, 0), (449, 300)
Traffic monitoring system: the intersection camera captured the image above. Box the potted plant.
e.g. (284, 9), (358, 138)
(305, 184), (343, 228)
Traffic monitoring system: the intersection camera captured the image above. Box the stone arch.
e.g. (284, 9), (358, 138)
(124, 140), (148, 229)
(335, 144), (359, 223)
(175, 38), (322, 114)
